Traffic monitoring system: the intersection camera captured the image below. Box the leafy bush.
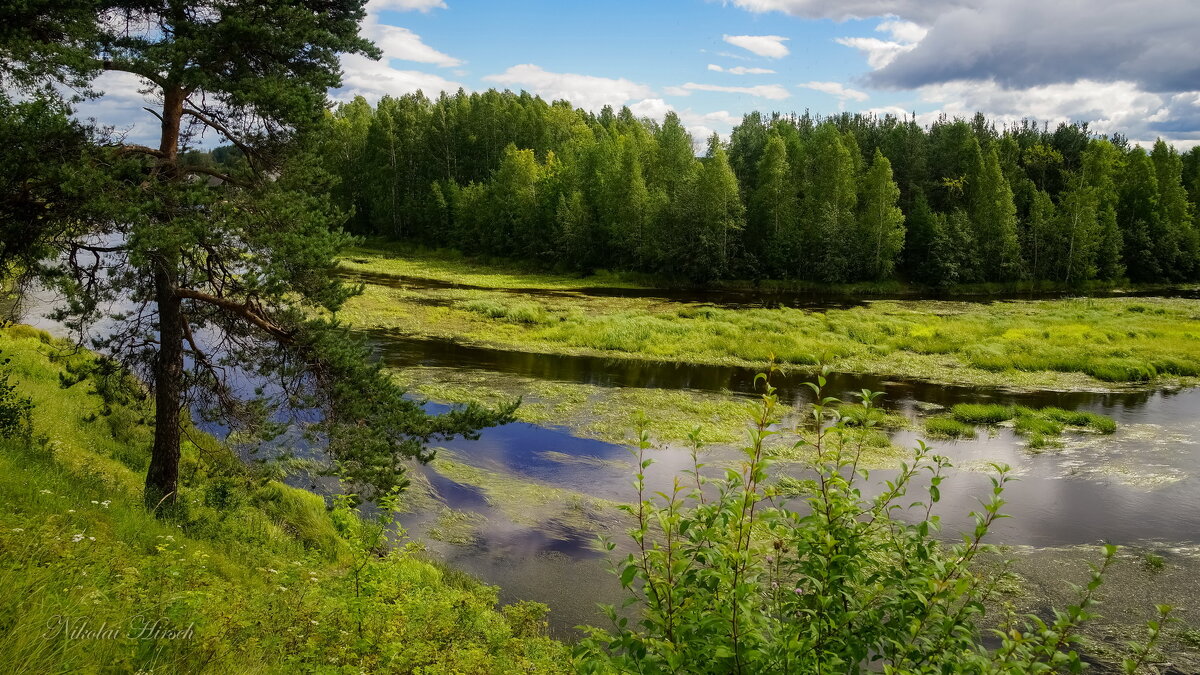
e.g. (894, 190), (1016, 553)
(576, 373), (1164, 673)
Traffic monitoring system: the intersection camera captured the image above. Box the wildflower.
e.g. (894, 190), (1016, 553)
(11, 528), (23, 533)
(39, 490), (51, 495)
(88, 536), (95, 541)
(71, 533), (85, 543)
(100, 501), (111, 508)
(276, 585), (288, 592)
(67, 509), (76, 513)
(793, 587), (804, 595)
(310, 620), (319, 626)
(90, 500), (99, 505)
(267, 568), (279, 574)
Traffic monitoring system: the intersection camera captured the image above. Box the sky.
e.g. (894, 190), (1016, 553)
(82, 0), (1200, 150)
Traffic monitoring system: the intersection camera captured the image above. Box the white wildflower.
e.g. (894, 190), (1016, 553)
(71, 533), (85, 543)
(11, 528), (23, 533)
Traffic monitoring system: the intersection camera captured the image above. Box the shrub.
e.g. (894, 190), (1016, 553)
(576, 375), (1158, 673)
(0, 350), (33, 439)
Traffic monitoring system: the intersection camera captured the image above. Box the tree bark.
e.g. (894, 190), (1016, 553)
(145, 86), (185, 510)
(146, 262), (183, 509)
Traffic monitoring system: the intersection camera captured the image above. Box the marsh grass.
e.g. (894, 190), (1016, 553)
(924, 417), (979, 439)
(340, 251), (1200, 389)
(938, 402), (1117, 447)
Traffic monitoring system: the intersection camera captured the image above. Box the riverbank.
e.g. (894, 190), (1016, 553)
(337, 247), (1200, 392)
(0, 324), (567, 673)
(342, 241), (1200, 299)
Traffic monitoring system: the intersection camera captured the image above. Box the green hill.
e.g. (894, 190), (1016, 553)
(0, 324), (567, 674)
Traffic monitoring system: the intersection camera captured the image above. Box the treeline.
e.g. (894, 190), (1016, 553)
(315, 89), (1200, 285)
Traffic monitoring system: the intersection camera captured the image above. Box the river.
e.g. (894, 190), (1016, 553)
(9, 279), (1200, 638)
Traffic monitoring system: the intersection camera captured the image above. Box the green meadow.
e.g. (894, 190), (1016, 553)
(338, 248), (1200, 390)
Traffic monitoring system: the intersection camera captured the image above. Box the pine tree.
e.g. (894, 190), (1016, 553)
(749, 135), (799, 276)
(856, 149), (906, 280)
(1150, 139), (1198, 279)
(969, 144), (1023, 281)
(1, 0), (512, 507)
(684, 135), (746, 281)
(1082, 140), (1125, 280)
(807, 124), (859, 282)
(1119, 148), (1162, 281)
(1024, 190), (1057, 280)
(1057, 177), (1101, 283)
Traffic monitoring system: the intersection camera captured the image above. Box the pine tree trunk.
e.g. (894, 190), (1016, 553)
(146, 263), (183, 509)
(145, 86), (185, 511)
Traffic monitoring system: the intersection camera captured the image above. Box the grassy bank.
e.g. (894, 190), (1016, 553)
(341, 241), (1200, 298)
(338, 249), (1200, 391)
(0, 324), (567, 673)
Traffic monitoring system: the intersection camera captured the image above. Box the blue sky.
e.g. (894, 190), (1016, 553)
(81, 0), (1200, 149)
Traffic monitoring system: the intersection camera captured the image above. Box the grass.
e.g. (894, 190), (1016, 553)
(924, 417), (979, 439)
(930, 403), (1118, 447)
(339, 241), (651, 290)
(338, 248), (1200, 390)
(0, 324), (568, 673)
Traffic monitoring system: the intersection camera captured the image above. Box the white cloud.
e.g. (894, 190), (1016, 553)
(708, 64), (776, 75)
(876, 19), (927, 43)
(911, 79), (1193, 147)
(628, 98), (673, 118)
(726, 0), (974, 23)
(625, 99), (743, 151)
(722, 34), (790, 59)
(335, 54), (464, 103)
(483, 64), (654, 111)
(667, 82), (790, 100)
(361, 14), (462, 67)
(835, 37), (914, 70)
(835, 18), (926, 70)
(69, 71), (160, 145)
(369, 0), (447, 12)
(798, 81), (869, 109)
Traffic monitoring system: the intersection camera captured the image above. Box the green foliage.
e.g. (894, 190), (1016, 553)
(950, 403), (1016, 424)
(317, 95), (1200, 286)
(576, 374), (1129, 673)
(0, 348), (32, 439)
(924, 416), (978, 439)
(943, 403), (1116, 446)
(0, 2), (518, 505)
(0, 326), (567, 673)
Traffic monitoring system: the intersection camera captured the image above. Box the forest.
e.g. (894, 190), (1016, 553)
(311, 90), (1200, 285)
